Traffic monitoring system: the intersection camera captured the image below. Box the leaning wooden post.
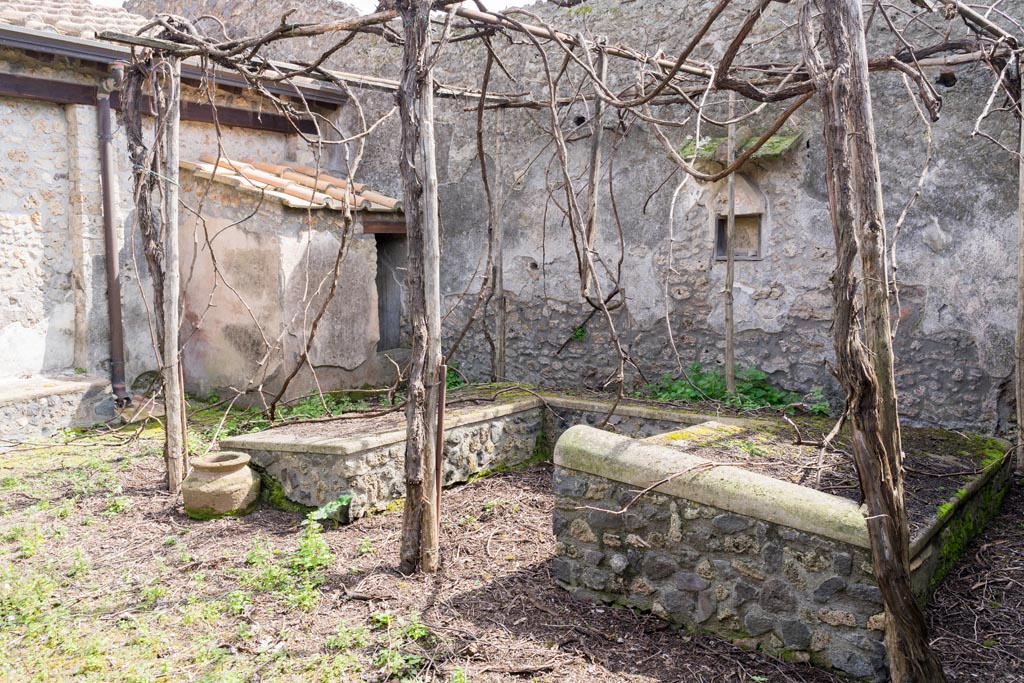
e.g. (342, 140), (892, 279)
(396, 0), (442, 574)
(801, 1), (947, 679)
(160, 55), (186, 493)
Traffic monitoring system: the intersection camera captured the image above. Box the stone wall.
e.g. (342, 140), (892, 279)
(220, 399), (546, 519)
(0, 377), (112, 443)
(136, 0), (1021, 433)
(0, 95), (74, 377)
(553, 467), (885, 680)
(177, 174), (395, 403)
(542, 394), (750, 444)
(552, 423), (1013, 681)
(0, 45), (357, 400)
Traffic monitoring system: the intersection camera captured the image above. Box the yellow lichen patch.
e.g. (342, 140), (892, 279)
(647, 421), (747, 448)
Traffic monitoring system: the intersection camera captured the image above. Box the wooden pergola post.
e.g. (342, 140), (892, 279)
(161, 56), (186, 493)
(396, 0), (442, 574)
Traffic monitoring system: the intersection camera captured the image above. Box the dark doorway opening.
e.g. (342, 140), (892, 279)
(375, 234), (407, 351)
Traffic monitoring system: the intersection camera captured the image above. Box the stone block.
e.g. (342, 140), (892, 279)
(734, 581), (759, 604)
(867, 613), (886, 631)
(780, 620), (812, 649)
(744, 609), (775, 636)
(846, 583), (883, 605)
(642, 553), (678, 580)
(552, 557), (573, 583)
(833, 552), (854, 576)
(695, 589), (717, 623)
(813, 576), (847, 603)
(673, 571), (710, 592)
(818, 609), (857, 627)
(660, 589), (696, 621)
(830, 649), (875, 678)
(759, 578), (796, 614)
(553, 470), (588, 497)
(570, 518), (597, 543)
(588, 508), (625, 530)
(712, 513), (751, 533)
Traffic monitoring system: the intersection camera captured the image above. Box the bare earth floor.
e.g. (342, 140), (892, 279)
(0, 428), (1021, 682)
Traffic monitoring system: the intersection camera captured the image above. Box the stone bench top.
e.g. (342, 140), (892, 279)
(220, 396), (543, 455)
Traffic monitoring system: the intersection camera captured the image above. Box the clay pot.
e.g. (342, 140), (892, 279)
(182, 451), (260, 519)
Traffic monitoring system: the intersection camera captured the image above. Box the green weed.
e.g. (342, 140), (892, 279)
(104, 495), (133, 515)
(638, 362), (827, 414)
(325, 623), (370, 652)
(292, 519), (332, 573)
(226, 590), (251, 615)
(373, 648), (425, 680)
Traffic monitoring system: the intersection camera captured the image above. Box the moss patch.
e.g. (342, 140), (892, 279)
(931, 478), (1010, 590)
(258, 472), (316, 516)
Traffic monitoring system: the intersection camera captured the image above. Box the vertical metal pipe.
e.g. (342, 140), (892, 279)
(97, 64), (130, 406)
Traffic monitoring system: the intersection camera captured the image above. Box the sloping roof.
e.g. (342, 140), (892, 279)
(679, 132), (803, 162)
(0, 0), (150, 40)
(181, 155), (403, 213)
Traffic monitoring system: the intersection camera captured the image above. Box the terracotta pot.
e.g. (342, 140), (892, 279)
(182, 451), (260, 519)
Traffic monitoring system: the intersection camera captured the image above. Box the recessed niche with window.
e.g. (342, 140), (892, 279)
(715, 214), (762, 260)
(712, 174), (766, 262)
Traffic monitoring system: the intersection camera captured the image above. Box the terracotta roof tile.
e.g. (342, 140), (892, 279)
(181, 155), (403, 214)
(0, 0), (150, 40)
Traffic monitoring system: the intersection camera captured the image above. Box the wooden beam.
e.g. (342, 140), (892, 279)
(0, 72), (96, 105)
(363, 218), (407, 235)
(110, 92), (320, 135)
(0, 70), (320, 134)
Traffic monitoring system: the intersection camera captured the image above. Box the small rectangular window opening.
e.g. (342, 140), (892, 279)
(715, 214), (762, 261)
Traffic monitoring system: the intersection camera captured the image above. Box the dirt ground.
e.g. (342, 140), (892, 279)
(0, 424), (1021, 683)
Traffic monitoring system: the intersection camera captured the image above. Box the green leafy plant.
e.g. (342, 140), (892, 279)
(291, 518), (332, 573)
(279, 393), (370, 421)
(399, 612), (431, 641)
(370, 611), (395, 629)
(571, 325), (587, 341)
(446, 363), (467, 390)
(226, 590), (251, 615)
(325, 623), (370, 652)
(104, 495), (133, 515)
(638, 362), (828, 415)
(357, 537), (374, 556)
(374, 648), (424, 680)
(308, 494), (353, 527)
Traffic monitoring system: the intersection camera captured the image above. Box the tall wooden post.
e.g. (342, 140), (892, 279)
(1016, 64), (1024, 473)
(724, 92), (737, 394)
(161, 56), (186, 493)
(397, 0), (441, 574)
(493, 109), (506, 381)
(581, 47), (607, 299)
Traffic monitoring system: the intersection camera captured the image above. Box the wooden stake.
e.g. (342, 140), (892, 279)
(725, 91), (737, 395)
(582, 47), (607, 299)
(1016, 63), (1024, 473)
(493, 109), (506, 381)
(161, 56), (186, 493)
(435, 363), (447, 539)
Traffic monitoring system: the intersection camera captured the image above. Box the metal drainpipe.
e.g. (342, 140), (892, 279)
(97, 64), (131, 407)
